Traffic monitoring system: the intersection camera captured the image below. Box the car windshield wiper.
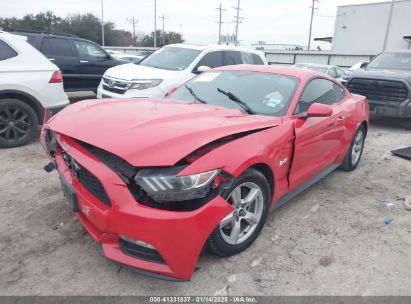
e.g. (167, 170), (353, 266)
(185, 84), (207, 104)
(216, 88), (255, 114)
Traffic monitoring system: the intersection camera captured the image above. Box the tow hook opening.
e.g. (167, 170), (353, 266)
(44, 162), (56, 173)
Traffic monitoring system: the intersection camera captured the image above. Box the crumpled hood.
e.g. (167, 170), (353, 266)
(46, 99), (280, 166)
(104, 63), (178, 81)
(351, 68), (411, 84)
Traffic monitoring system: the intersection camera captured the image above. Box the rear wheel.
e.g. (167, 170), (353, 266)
(206, 168), (270, 257)
(340, 125), (365, 171)
(0, 99), (38, 148)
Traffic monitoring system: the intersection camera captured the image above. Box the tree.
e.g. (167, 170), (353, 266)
(0, 11), (61, 32)
(140, 30), (184, 47)
(0, 11), (137, 46)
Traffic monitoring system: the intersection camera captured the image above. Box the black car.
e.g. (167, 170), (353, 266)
(15, 31), (126, 92)
(346, 51), (411, 118)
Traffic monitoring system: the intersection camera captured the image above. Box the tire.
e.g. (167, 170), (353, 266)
(206, 168), (270, 257)
(0, 98), (39, 148)
(340, 125), (366, 171)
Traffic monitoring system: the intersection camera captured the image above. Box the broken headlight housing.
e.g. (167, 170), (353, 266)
(134, 166), (220, 202)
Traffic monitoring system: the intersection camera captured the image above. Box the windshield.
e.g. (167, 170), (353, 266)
(169, 71), (298, 116)
(139, 47), (201, 71)
(368, 52), (411, 70)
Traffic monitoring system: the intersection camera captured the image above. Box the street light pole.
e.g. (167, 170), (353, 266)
(308, 0), (319, 50)
(154, 0), (157, 48)
(383, 0), (395, 50)
(101, 0), (105, 46)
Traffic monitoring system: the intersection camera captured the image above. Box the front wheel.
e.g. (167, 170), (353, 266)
(0, 99), (39, 148)
(340, 125), (366, 171)
(206, 168), (270, 257)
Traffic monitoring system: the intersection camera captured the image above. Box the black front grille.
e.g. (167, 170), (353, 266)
(77, 140), (136, 181)
(102, 84), (127, 94)
(119, 238), (166, 264)
(62, 152), (111, 207)
(347, 78), (408, 102)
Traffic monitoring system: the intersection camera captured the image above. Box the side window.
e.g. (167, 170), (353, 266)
(0, 39), (18, 61)
(224, 51), (242, 65)
(328, 68), (338, 78)
(26, 36), (43, 50)
(42, 38), (75, 57)
(335, 68), (344, 77)
(72, 40), (108, 60)
(252, 53), (265, 65)
(241, 52), (253, 64)
(197, 51), (223, 68)
(295, 78), (345, 114)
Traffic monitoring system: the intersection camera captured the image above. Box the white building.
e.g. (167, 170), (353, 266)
(332, 0), (411, 54)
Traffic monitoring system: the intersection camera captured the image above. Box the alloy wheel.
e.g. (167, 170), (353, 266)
(0, 106), (32, 144)
(351, 130), (364, 166)
(219, 182), (264, 245)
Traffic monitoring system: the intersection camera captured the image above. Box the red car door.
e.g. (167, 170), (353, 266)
(289, 78), (347, 190)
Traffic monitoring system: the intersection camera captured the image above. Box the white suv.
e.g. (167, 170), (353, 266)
(97, 44), (268, 99)
(0, 31), (69, 148)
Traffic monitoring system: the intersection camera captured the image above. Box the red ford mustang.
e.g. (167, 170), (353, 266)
(41, 65), (369, 281)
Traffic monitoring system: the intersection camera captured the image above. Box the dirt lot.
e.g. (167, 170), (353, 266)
(0, 100), (410, 295)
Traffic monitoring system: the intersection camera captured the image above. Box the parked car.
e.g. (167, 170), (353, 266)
(0, 31), (69, 148)
(97, 44), (268, 99)
(41, 65), (368, 280)
(341, 61), (367, 85)
(346, 51), (411, 118)
(293, 63), (345, 82)
(14, 31), (127, 92)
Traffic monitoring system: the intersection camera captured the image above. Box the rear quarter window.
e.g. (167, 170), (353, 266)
(252, 53), (265, 65)
(0, 38), (18, 61)
(26, 36), (43, 50)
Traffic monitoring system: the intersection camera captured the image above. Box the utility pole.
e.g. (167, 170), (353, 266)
(159, 13), (168, 46)
(154, 0), (157, 48)
(127, 17), (138, 40)
(215, 3), (226, 44)
(101, 0), (105, 46)
(307, 0), (319, 50)
(234, 0), (240, 46)
(383, 0), (395, 50)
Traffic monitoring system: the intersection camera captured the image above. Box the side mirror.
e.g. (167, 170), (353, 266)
(194, 65), (211, 74)
(360, 62), (369, 69)
(165, 86), (178, 97)
(297, 103), (333, 118)
(307, 103), (333, 117)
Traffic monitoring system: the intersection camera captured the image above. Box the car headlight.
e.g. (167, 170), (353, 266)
(134, 167), (220, 202)
(129, 79), (162, 90)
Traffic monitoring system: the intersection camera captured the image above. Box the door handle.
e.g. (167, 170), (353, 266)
(338, 116), (345, 121)
(48, 58), (55, 61)
(80, 60), (89, 63)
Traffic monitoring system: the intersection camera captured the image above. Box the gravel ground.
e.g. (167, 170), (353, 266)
(0, 110), (410, 295)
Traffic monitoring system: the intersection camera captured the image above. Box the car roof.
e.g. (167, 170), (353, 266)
(382, 50), (411, 54)
(212, 64), (330, 80)
(164, 43), (264, 54)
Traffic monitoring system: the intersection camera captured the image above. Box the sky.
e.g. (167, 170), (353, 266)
(0, 0), (389, 48)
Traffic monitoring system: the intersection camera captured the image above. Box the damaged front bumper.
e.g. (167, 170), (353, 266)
(43, 132), (234, 281)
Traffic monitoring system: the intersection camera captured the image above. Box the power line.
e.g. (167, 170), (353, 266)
(215, 3), (226, 44)
(126, 17), (138, 40)
(233, 0), (243, 46)
(308, 0), (320, 50)
(159, 13), (168, 46)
